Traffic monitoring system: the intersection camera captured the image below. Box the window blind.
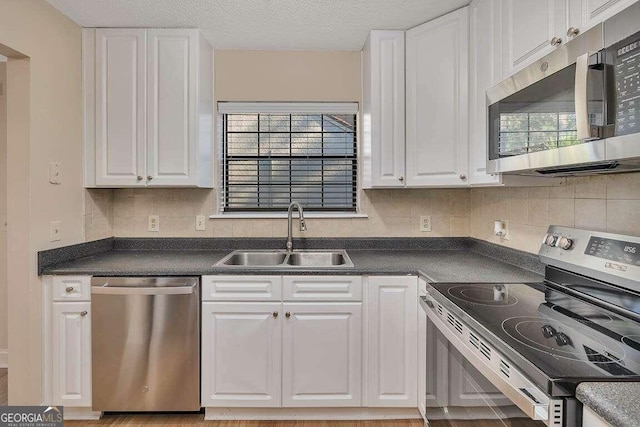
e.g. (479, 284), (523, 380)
(221, 104), (358, 212)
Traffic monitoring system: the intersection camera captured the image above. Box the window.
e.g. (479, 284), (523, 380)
(498, 112), (579, 157)
(219, 103), (358, 213)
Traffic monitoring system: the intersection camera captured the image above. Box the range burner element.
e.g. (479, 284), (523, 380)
(447, 284), (519, 306)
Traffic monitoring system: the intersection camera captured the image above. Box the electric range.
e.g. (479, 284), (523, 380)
(419, 226), (640, 427)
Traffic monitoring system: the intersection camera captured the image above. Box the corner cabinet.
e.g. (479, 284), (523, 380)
(83, 28), (213, 188)
(361, 31), (406, 188)
(405, 7), (470, 187)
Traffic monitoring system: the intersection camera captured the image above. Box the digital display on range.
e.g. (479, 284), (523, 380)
(585, 236), (640, 266)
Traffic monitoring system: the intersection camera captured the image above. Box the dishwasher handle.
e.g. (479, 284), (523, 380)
(92, 282), (197, 296)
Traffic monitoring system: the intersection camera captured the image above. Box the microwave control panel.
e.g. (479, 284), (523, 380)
(613, 34), (640, 135)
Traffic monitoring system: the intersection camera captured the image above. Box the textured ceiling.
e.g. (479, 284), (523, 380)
(45, 0), (470, 51)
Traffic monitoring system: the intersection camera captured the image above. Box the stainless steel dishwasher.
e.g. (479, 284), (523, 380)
(91, 277), (200, 412)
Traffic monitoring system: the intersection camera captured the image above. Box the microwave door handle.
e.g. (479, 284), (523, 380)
(575, 52), (592, 141)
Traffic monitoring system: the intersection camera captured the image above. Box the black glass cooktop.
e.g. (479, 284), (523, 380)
(429, 281), (640, 393)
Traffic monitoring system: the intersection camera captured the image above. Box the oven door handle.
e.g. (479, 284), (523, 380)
(575, 52), (594, 141)
(422, 295), (553, 425)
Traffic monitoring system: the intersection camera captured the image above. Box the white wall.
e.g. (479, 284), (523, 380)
(0, 61), (7, 366)
(0, 0), (83, 404)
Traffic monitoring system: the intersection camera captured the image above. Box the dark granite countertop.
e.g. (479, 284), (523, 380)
(38, 237), (544, 284)
(577, 382), (640, 427)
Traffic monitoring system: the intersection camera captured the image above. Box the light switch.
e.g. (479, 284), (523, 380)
(50, 221), (62, 242)
(195, 215), (206, 231)
(49, 162), (62, 184)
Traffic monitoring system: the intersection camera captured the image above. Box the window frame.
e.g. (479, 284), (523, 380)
(217, 102), (360, 215)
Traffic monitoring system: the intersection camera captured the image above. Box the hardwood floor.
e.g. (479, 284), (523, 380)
(66, 417), (425, 427)
(0, 368), (6, 406)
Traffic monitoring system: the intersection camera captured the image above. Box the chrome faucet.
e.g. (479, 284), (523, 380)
(286, 202), (307, 252)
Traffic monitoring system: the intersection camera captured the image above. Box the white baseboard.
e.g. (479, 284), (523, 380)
(63, 407), (102, 420)
(0, 349), (7, 368)
(205, 407), (421, 421)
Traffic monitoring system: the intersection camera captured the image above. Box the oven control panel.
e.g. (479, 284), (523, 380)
(539, 226), (640, 290)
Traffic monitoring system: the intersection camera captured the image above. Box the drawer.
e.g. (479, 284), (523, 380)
(283, 276), (362, 301)
(202, 275), (282, 301)
(51, 276), (92, 301)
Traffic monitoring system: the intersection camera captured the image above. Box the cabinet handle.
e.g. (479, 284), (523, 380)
(137, 175), (143, 181)
(567, 27), (580, 38)
(273, 311), (279, 318)
(65, 286), (74, 293)
(147, 175), (154, 181)
(550, 37), (562, 47)
(80, 311), (88, 317)
(285, 312), (291, 318)
(398, 176), (404, 182)
(459, 174), (467, 180)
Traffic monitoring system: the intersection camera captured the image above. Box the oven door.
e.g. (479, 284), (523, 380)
(419, 295), (561, 427)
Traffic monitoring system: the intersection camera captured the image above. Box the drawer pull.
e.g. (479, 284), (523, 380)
(65, 286), (74, 293)
(80, 311), (88, 317)
(273, 311), (279, 318)
(285, 312), (291, 318)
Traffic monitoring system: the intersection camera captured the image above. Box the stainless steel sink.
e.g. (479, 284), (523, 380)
(219, 251), (287, 266)
(286, 251), (352, 267)
(215, 250), (353, 268)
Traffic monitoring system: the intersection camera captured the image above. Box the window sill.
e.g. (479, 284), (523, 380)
(209, 213), (369, 220)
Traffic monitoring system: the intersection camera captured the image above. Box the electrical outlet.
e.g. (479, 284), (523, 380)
(420, 215), (432, 232)
(499, 220), (510, 241)
(50, 221), (62, 242)
(195, 215), (206, 231)
(148, 215), (160, 232)
(49, 162), (62, 184)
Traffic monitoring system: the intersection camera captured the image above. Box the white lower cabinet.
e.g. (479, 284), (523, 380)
(51, 301), (92, 407)
(366, 276), (418, 407)
(201, 302), (282, 407)
(583, 406), (613, 427)
(282, 303), (362, 407)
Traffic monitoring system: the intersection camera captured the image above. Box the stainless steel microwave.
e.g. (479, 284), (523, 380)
(487, 2), (640, 176)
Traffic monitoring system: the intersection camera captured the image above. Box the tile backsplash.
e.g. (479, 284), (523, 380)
(84, 188), (471, 240)
(84, 173), (640, 254)
(470, 173), (640, 253)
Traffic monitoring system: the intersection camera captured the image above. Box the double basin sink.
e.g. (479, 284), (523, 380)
(215, 249), (354, 268)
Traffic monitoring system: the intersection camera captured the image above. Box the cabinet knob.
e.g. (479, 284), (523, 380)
(398, 176), (404, 182)
(285, 312), (291, 318)
(567, 27), (580, 38)
(459, 174), (467, 180)
(65, 286), (74, 293)
(137, 175), (143, 181)
(80, 311), (88, 317)
(273, 311), (278, 318)
(147, 175), (154, 181)
(551, 37), (562, 47)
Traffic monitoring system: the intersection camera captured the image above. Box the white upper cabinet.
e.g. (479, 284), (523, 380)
(361, 31), (406, 188)
(501, 0), (568, 77)
(406, 7), (470, 187)
(583, 0), (639, 31)
(84, 28), (213, 188)
(94, 29), (146, 187)
(469, 0), (502, 185)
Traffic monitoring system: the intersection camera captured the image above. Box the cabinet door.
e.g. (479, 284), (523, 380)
(361, 31), (406, 188)
(583, 0), (639, 29)
(469, 0), (502, 186)
(406, 8), (469, 187)
(146, 29), (199, 186)
(502, 0), (567, 77)
(447, 345), (512, 407)
(282, 303), (362, 407)
(201, 302), (282, 407)
(367, 276), (417, 407)
(95, 29), (146, 186)
(52, 302), (91, 406)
